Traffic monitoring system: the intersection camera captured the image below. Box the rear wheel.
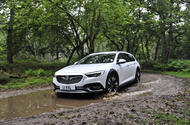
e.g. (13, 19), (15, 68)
(134, 69), (141, 83)
(106, 74), (119, 94)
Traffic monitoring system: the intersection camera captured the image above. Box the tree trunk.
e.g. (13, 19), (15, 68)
(66, 48), (76, 66)
(167, 0), (174, 61)
(134, 36), (140, 56)
(167, 23), (173, 61)
(141, 38), (146, 61)
(6, 8), (14, 64)
(56, 50), (59, 60)
(89, 39), (94, 54)
(161, 29), (167, 62)
(145, 38), (150, 60)
(154, 38), (160, 60)
(126, 38), (130, 53)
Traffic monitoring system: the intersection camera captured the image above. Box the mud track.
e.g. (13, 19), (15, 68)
(0, 73), (190, 125)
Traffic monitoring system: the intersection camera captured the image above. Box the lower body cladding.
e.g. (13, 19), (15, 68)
(53, 82), (104, 93)
(52, 75), (106, 93)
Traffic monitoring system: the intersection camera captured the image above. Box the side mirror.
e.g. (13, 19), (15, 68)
(117, 59), (126, 64)
(74, 61), (78, 65)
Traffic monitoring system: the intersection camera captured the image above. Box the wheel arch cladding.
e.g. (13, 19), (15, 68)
(137, 66), (141, 72)
(108, 69), (119, 83)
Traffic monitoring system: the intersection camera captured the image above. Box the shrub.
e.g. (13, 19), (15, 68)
(0, 61), (65, 75)
(25, 69), (52, 77)
(0, 73), (10, 84)
(141, 60), (190, 72)
(167, 60), (190, 71)
(153, 62), (169, 71)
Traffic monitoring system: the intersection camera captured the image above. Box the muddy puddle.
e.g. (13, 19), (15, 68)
(0, 90), (103, 120)
(0, 73), (161, 120)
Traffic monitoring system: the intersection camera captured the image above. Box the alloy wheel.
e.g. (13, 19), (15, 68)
(136, 70), (141, 83)
(106, 75), (119, 94)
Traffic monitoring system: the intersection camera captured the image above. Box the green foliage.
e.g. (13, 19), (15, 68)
(0, 60), (65, 75)
(0, 76), (52, 89)
(0, 73), (10, 84)
(0, 32), (6, 62)
(142, 60), (190, 72)
(0, 0), (190, 65)
(163, 72), (190, 79)
(167, 60), (190, 72)
(25, 69), (51, 77)
(154, 112), (190, 124)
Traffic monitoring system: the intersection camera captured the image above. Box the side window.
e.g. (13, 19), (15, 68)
(117, 53), (125, 60)
(118, 53), (135, 62)
(128, 54), (135, 61)
(124, 54), (130, 62)
(123, 53), (135, 62)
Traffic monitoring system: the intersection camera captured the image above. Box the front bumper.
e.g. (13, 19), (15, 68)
(53, 73), (107, 93)
(55, 89), (104, 94)
(53, 83), (105, 94)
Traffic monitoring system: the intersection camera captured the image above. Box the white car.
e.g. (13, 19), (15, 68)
(53, 51), (140, 94)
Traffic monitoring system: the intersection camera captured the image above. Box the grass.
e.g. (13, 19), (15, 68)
(143, 70), (190, 79)
(0, 68), (54, 89)
(125, 113), (134, 119)
(154, 112), (190, 124)
(0, 62), (57, 89)
(162, 72), (190, 78)
(0, 76), (52, 89)
(139, 92), (153, 96)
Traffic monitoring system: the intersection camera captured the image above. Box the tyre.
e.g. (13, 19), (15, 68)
(134, 69), (141, 83)
(106, 74), (119, 94)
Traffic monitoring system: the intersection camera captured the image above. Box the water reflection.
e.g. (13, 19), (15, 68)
(0, 90), (103, 120)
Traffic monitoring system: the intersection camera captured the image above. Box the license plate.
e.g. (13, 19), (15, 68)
(60, 85), (75, 90)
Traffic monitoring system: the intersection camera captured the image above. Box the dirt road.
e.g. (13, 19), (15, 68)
(0, 73), (190, 125)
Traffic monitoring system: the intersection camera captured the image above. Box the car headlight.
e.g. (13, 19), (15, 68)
(85, 70), (105, 77)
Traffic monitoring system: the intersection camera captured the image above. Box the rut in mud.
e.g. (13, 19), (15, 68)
(0, 73), (189, 125)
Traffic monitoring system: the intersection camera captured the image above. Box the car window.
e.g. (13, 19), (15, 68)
(128, 54), (135, 61)
(117, 53), (135, 62)
(117, 53), (126, 61)
(77, 54), (116, 64)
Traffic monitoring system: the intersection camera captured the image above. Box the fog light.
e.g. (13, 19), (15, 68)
(84, 83), (103, 90)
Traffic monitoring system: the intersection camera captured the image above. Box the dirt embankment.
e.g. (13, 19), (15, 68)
(0, 73), (190, 125)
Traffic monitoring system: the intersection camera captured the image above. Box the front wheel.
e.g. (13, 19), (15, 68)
(134, 69), (141, 83)
(106, 74), (119, 94)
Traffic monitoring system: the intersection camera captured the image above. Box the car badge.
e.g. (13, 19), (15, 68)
(65, 75), (69, 80)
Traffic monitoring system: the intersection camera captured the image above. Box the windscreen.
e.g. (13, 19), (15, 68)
(77, 53), (116, 64)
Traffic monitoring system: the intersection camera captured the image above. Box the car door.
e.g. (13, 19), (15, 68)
(128, 54), (137, 78)
(125, 54), (137, 79)
(117, 53), (133, 85)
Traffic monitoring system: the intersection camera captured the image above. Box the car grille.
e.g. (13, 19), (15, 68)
(56, 75), (83, 84)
